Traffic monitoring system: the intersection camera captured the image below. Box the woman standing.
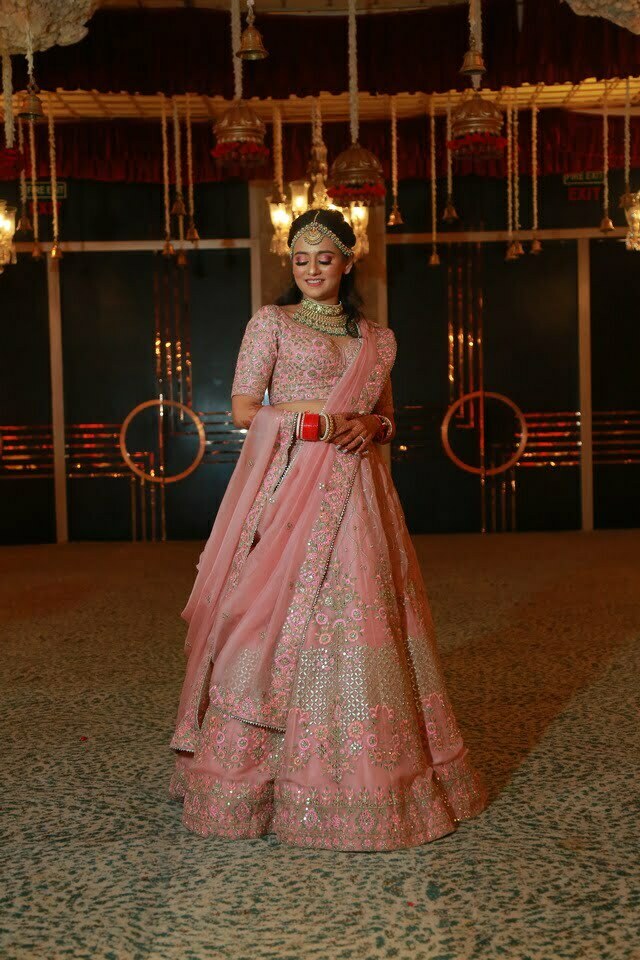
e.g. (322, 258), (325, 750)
(169, 208), (488, 850)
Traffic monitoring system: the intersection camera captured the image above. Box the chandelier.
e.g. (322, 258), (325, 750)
(0, 200), (17, 274)
(449, 0), (506, 160)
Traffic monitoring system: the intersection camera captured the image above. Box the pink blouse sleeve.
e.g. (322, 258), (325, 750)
(231, 306), (279, 402)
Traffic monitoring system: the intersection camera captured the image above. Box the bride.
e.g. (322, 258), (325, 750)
(168, 207), (488, 851)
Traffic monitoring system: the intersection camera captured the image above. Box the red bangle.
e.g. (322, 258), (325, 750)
(301, 412), (320, 441)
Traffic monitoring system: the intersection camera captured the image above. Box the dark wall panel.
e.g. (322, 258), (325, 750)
(590, 238), (640, 529)
(0, 257), (54, 544)
(60, 248), (250, 541)
(388, 239), (580, 533)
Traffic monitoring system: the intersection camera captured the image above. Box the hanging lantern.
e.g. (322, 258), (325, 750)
(624, 192), (640, 251)
(328, 0), (385, 212)
(329, 143), (385, 207)
(449, 92), (506, 159)
(213, 0), (268, 168)
(289, 180), (310, 219)
(212, 101), (268, 166)
(449, 0), (505, 160)
(0, 200), (17, 274)
(236, 0), (268, 60)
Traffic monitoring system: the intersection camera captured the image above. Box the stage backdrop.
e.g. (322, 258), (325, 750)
(0, 174), (638, 541)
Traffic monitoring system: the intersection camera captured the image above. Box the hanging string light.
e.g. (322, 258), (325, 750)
(620, 75), (640, 251)
(429, 96), (440, 267)
(184, 94), (199, 245)
(530, 95), (542, 254)
(28, 116), (41, 259)
(387, 97), (403, 226)
(161, 96), (175, 257)
(212, 0), (268, 168)
(600, 79), (614, 233)
(329, 0), (385, 220)
(512, 94), (524, 256)
(442, 93), (459, 223)
(46, 93), (61, 260)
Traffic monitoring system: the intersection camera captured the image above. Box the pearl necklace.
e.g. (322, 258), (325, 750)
(294, 296), (350, 336)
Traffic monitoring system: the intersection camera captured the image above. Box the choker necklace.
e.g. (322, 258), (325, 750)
(294, 296), (351, 336)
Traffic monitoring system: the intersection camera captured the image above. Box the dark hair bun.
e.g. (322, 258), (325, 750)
(288, 208), (356, 252)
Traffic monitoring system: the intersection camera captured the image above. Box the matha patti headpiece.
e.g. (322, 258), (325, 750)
(289, 211), (354, 259)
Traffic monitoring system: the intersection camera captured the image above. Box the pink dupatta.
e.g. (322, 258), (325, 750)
(170, 316), (394, 750)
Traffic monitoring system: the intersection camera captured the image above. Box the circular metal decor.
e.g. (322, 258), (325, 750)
(119, 399), (206, 484)
(441, 390), (528, 476)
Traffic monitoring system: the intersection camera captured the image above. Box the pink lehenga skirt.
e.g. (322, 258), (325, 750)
(168, 431), (489, 851)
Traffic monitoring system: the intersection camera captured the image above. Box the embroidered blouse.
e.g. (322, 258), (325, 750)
(231, 303), (395, 416)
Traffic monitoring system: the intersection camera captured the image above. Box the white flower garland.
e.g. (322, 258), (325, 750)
(161, 95), (171, 243)
(272, 104), (283, 197)
(28, 116), (38, 243)
(348, 0), (359, 144)
(231, 0), (243, 101)
(531, 98), (540, 243)
(390, 97), (399, 209)
(46, 93), (60, 247)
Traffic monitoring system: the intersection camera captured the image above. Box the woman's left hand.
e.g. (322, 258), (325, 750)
(332, 412), (380, 454)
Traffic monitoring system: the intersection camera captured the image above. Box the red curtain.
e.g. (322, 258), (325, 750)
(2, 110), (639, 184)
(8, 0), (640, 98)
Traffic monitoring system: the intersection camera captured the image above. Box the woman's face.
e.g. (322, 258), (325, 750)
(291, 233), (353, 304)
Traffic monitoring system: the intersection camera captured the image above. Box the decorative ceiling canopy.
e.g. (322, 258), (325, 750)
(0, 0), (99, 54)
(564, 1), (640, 33)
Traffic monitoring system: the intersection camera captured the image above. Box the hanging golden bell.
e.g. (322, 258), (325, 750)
(442, 197), (459, 223)
(513, 239), (525, 256)
(17, 212), (33, 233)
(236, 24), (268, 60)
(171, 193), (187, 217)
(162, 237), (176, 257)
(460, 46), (486, 82)
(530, 237), (542, 255)
(18, 87), (45, 122)
(186, 221), (200, 244)
(599, 214), (615, 233)
(50, 240), (63, 260)
(429, 248), (441, 267)
(387, 203), (404, 227)
(505, 241), (518, 261)
(31, 240), (43, 260)
(176, 248), (188, 267)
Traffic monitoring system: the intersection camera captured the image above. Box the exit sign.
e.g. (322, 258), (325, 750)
(26, 181), (67, 201)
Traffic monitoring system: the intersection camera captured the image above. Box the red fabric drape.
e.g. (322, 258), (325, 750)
(8, 0), (640, 98)
(2, 110), (639, 184)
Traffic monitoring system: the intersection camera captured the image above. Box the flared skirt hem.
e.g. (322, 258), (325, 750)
(167, 749), (488, 852)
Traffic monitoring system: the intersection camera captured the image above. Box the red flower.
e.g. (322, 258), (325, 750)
(446, 133), (508, 157)
(210, 140), (270, 166)
(0, 147), (26, 180)
(327, 182), (386, 206)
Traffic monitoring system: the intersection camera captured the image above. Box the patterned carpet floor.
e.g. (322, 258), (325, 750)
(1, 531), (639, 960)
